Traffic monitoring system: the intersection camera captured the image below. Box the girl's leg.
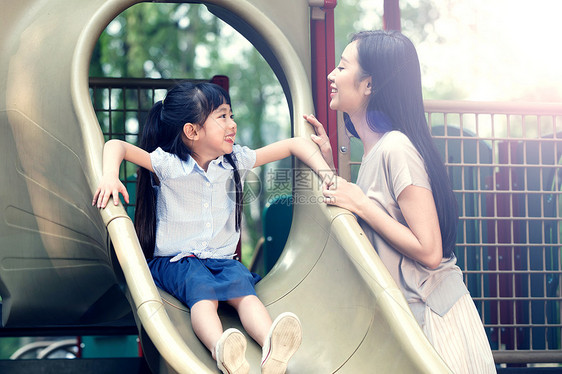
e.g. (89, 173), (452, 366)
(192, 299), (249, 374)
(227, 295), (272, 345)
(228, 296), (302, 374)
(190, 299), (222, 358)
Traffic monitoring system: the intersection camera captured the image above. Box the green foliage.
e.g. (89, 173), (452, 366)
(92, 4), (204, 78)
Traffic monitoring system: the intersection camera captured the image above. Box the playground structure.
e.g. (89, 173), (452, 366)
(0, 0), (561, 372)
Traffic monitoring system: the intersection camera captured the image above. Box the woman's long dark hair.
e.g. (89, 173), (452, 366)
(345, 30), (458, 258)
(135, 82), (242, 259)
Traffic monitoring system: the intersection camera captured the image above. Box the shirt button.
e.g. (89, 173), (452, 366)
(206, 182), (211, 187)
(203, 203), (209, 208)
(202, 241), (207, 247)
(206, 222), (211, 228)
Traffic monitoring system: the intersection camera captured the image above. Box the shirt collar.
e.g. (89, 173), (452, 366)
(211, 154), (235, 170)
(181, 155), (197, 175)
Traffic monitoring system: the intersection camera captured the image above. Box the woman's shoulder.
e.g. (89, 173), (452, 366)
(382, 130), (412, 145)
(376, 131), (426, 172)
(378, 131), (416, 154)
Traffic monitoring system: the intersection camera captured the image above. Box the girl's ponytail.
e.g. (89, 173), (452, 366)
(134, 101), (163, 258)
(224, 153), (242, 232)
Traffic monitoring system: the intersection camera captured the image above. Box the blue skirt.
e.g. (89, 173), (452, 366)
(147, 256), (262, 308)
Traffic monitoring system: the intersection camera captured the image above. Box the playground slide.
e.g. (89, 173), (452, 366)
(0, 0), (451, 372)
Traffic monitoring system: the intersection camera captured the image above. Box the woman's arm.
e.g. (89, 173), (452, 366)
(323, 177), (443, 269)
(92, 139), (153, 208)
(254, 137), (334, 181)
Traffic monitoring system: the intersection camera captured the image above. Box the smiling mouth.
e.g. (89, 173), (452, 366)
(225, 134), (235, 143)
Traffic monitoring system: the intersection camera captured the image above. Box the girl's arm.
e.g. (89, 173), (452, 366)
(303, 114), (336, 171)
(92, 139), (153, 208)
(254, 137), (334, 181)
(323, 177), (443, 269)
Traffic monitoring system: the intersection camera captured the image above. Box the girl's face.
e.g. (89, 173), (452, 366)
(328, 41), (371, 115)
(196, 103), (237, 160)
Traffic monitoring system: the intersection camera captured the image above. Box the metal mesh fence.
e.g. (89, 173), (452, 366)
(425, 102), (562, 363)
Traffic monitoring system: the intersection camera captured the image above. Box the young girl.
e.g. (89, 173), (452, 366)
(93, 81), (332, 374)
(306, 31), (496, 373)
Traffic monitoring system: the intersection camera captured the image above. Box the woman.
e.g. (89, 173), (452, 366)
(305, 30), (495, 373)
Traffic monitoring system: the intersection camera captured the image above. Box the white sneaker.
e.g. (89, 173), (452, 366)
(261, 312), (302, 374)
(216, 328), (250, 374)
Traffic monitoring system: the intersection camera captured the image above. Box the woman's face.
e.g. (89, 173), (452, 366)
(327, 41), (371, 114)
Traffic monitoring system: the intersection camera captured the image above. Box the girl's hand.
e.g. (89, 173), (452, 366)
(303, 114), (336, 171)
(92, 175), (129, 209)
(322, 176), (366, 213)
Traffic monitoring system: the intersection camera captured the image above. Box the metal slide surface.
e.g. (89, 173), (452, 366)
(0, 0), (451, 372)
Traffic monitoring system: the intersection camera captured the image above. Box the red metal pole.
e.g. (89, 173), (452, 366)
(383, 0), (401, 31)
(310, 0), (338, 170)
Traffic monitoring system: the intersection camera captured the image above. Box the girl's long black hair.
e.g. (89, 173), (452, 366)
(135, 82), (242, 259)
(345, 30), (459, 258)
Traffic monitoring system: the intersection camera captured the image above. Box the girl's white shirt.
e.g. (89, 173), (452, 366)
(149, 144), (256, 261)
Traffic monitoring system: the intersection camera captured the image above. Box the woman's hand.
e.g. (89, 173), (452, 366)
(303, 114), (336, 171)
(322, 175), (367, 213)
(92, 174), (129, 209)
